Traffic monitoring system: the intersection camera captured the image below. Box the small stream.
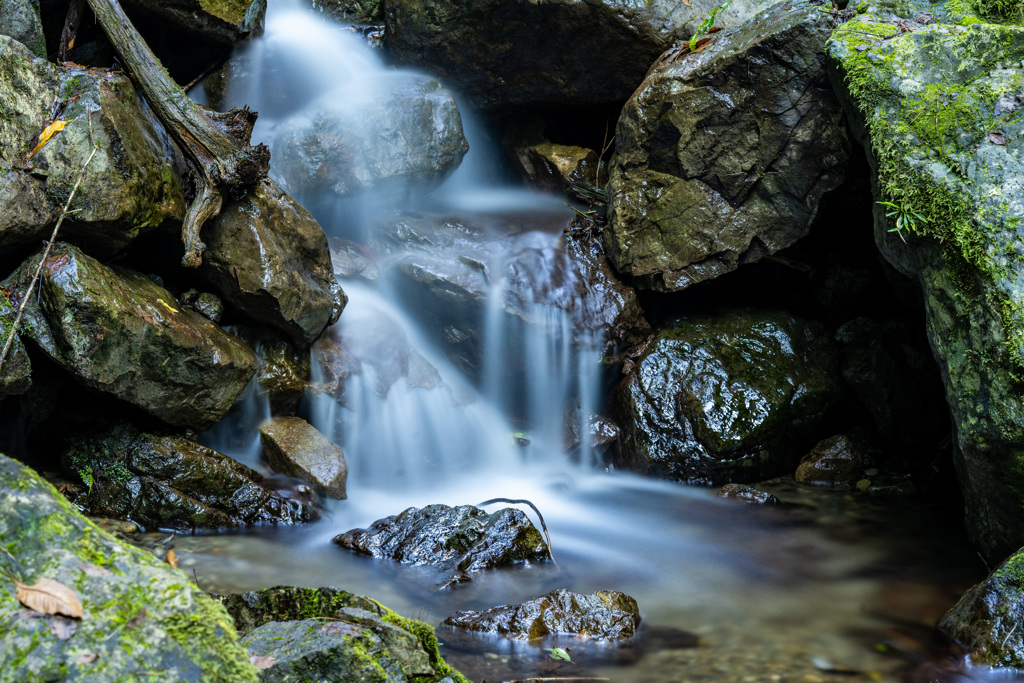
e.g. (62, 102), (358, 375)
(188, 3), (1004, 681)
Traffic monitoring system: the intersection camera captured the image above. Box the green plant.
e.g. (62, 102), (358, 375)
(690, 0), (735, 51)
(877, 199), (928, 240)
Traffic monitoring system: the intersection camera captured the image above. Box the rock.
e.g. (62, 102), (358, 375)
(0, 38), (186, 254)
(180, 289), (224, 323)
(217, 585), (467, 682)
(613, 310), (845, 485)
(259, 416), (348, 498)
(0, 292), (31, 398)
(251, 332), (312, 415)
(827, 9), (1024, 562)
(2, 243), (256, 431)
(605, 0), (848, 291)
(647, 0), (780, 43)
(0, 0), (45, 56)
(717, 483), (780, 505)
(312, 0), (384, 24)
(442, 588), (641, 641)
(122, 0), (267, 44)
(273, 75), (468, 199)
(505, 120), (606, 198)
(0, 453), (260, 681)
(794, 435), (864, 488)
(383, 0), (668, 111)
(61, 426), (317, 531)
(333, 504), (550, 588)
(200, 178), (345, 345)
(330, 241), (380, 282)
(939, 548), (1024, 668)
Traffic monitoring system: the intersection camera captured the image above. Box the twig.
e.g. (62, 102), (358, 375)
(476, 498), (557, 567)
(0, 545), (24, 583)
(0, 145), (98, 373)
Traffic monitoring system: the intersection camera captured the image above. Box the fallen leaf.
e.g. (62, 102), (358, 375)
(164, 549), (178, 568)
(76, 562), (112, 578)
(15, 577), (84, 619)
(989, 131), (1007, 145)
(77, 653), (99, 665)
(545, 647), (573, 663)
(250, 655), (278, 670)
(50, 617), (78, 640)
(26, 120), (68, 160)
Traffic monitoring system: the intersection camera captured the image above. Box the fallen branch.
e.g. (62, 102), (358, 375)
(0, 145), (98, 373)
(476, 497), (557, 567)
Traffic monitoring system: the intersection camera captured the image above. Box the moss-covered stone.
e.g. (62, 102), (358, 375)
(0, 0), (46, 57)
(827, 7), (1024, 562)
(0, 452), (260, 682)
(0, 290), (31, 398)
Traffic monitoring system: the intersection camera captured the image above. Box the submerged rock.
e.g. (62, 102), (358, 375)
(828, 9), (1024, 562)
(940, 548), (1024, 668)
(795, 435), (864, 488)
(259, 417), (348, 498)
(442, 588), (641, 641)
(200, 178), (345, 345)
(717, 483), (780, 505)
(605, 0), (848, 291)
(333, 504), (550, 588)
(3, 243), (255, 431)
(62, 427), (317, 531)
(614, 310), (844, 485)
(0, 453), (260, 681)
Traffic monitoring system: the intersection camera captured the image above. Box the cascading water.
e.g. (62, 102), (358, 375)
(187, 3), (996, 681)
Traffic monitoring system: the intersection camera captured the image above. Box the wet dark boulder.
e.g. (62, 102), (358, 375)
(940, 548), (1024, 668)
(794, 434), (865, 488)
(0, 453), (261, 681)
(200, 178), (345, 345)
(61, 427), (317, 531)
(273, 75), (468, 199)
(259, 416), (348, 498)
(0, 0), (45, 56)
(237, 327), (312, 415)
(2, 243), (255, 431)
(613, 310), (845, 485)
(605, 0), (848, 291)
(442, 588), (641, 641)
(333, 504), (550, 588)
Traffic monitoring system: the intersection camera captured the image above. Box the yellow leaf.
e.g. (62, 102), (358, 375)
(164, 549), (178, 568)
(27, 120), (67, 159)
(15, 577), (83, 619)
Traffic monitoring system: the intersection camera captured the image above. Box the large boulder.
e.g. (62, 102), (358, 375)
(259, 416), (348, 498)
(122, 0), (267, 44)
(827, 8), (1024, 562)
(613, 310), (845, 485)
(0, 453), (260, 681)
(0, 0), (45, 56)
(383, 0), (668, 111)
(61, 427), (317, 531)
(647, 0), (781, 42)
(273, 75), (468, 199)
(605, 0), (848, 291)
(200, 178), (345, 345)
(0, 38), (185, 254)
(333, 504), (550, 588)
(3, 243), (256, 431)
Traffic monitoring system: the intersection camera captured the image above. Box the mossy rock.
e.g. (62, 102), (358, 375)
(0, 291), (31, 398)
(122, 0), (267, 43)
(0, 452), (260, 682)
(0, 0), (46, 57)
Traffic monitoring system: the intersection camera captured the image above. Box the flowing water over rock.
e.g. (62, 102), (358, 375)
(190, 2), (1000, 681)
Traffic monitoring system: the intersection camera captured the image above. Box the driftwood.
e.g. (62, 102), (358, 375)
(83, 0), (269, 267)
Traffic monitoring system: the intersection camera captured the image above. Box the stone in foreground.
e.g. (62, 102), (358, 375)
(0, 453), (259, 681)
(442, 588), (641, 641)
(333, 504), (549, 588)
(260, 416), (348, 498)
(794, 434), (864, 488)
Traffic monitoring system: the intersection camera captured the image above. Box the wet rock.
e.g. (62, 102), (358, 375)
(62, 426), (317, 531)
(795, 435), (864, 488)
(647, 0), (779, 43)
(254, 333), (312, 415)
(717, 483), (780, 505)
(333, 504), (550, 588)
(384, 0), (668, 111)
(0, 292), (31, 398)
(330, 241), (380, 282)
(564, 409), (620, 457)
(3, 243), (256, 431)
(605, 0), (848, 291)
(613, 310), (844, 485)
(123, 0), (267, 44)
(312, 0), (383, 24)
(940, 548), (1024, 668)
(506, 120), (606, 198)
(442, 588), (641, 641)
(273, 75), (468, 199)
(0, 453), (261, 681)
(215, 586), (380, 633)
(0, 0), (45, 56)
(200, 178), (345, 345)
(0, 39), (186, 255)
(259, 417), (348, 498)
(180, 288), (224, 323)
(828, 10), (1024, 562)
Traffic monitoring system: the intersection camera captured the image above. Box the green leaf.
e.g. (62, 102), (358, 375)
(545, 647), (573, 663)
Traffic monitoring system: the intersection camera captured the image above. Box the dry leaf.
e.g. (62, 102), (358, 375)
(77, 562), (112, 578)
(77, 653), (99, 665)
(250, 655), (278, 670)
(164, 549), (178, 568)
(15, 577), (84, 619)
(989, 131), (1007, 145)
(26, 120), (68, 160)
(50, 617), (78, 640)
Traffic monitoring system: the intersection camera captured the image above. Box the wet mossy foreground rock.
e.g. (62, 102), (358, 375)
(333, 504), (550, 588)
(0, 453), (260, 681)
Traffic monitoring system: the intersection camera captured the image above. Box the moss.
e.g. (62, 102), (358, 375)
(164, 598), (259, 683)
(375, 603), (471, 683)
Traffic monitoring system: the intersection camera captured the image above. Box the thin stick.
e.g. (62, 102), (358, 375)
(0, 145), (98, 372)
(476, 497), (557, 567)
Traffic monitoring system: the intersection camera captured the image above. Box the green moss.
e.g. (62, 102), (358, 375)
(376, 603), (471, 683)
(164, 598), (260, 683)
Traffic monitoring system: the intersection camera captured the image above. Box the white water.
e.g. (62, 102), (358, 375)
(191, 3), (996, 681)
